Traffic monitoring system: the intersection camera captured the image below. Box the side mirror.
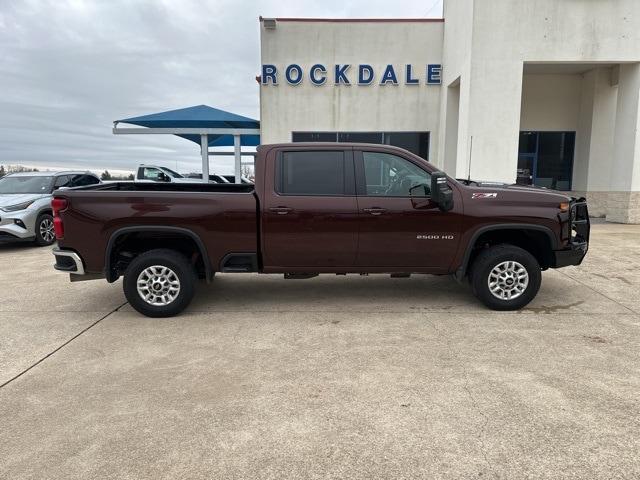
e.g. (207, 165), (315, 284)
(158, 172), (171, 183)
(431, 172), (454, 212)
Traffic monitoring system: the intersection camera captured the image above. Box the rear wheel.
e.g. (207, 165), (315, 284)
(470, 245), (541, 310)
(35, 213), (56, 246)
(123, 249), (196, 317)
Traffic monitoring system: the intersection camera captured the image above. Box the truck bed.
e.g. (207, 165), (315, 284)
(55, 183), (258, 276)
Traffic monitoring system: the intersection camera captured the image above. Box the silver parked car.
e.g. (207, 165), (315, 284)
(0, 171), (101, 246)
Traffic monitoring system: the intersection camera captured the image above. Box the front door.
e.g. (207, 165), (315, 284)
(262, 148), (359, 269)
(355, 150), (460, 271)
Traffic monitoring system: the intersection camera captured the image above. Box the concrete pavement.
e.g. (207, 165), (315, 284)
(1, 223), (639, 479)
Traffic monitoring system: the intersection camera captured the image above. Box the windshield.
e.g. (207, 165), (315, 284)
(161, 167), (183, 178)
(0, 176), (53, 194)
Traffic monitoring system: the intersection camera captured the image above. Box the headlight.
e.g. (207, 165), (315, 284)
(0, 200), (35, 212)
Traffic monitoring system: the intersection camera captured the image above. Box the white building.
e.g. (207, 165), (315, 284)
(259, 0), (640, 223)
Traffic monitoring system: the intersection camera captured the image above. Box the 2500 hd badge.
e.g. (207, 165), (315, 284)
(417, 234), (455, 240)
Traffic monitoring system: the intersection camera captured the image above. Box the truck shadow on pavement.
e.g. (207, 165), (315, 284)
(187, 274), (480, 313)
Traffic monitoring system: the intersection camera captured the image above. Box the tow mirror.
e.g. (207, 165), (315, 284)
(431, 172), (454, 212)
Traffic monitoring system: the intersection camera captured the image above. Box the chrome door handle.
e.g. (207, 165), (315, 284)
(363, 207), (387, 216)
(269, 206), (292, 215)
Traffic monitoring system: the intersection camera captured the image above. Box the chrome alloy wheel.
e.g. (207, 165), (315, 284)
(487, 261), (529, 300)
(40, 218), (55, 243)
(136, 265), (181, 306)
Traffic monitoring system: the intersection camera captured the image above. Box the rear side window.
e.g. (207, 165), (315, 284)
(141, 167), (164, 181)
(71, 174), (100, 187)
(277, 151), (345, 195)
(54, 175), (71, 188)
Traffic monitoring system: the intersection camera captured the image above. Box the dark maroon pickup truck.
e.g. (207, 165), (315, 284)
(52, 143), (590, 317)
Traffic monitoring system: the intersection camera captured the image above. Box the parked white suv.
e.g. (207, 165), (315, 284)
(0, 171), (101, 246)
(135, 165), (193, 183)
(136, 165), (249, 184)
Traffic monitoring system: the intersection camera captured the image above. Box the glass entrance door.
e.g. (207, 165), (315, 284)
(517, 154), (535, 186)
(518, 131), (575, 191)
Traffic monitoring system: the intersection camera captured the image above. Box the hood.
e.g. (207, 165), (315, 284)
(0, 193), (48, 208)
(458, 180), (572, 205)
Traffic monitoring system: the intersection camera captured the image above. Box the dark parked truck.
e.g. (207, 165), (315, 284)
(52, 143), (590, 317)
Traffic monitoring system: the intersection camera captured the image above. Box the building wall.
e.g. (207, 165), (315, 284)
(520, 74), (582, 131)
(438, 0), (474, 177)
(260, 20), (443, 160)
(516, 70), (618, 217)
(259, 0), (640, 222)
(572, 68), (618, 216)
(444, 0), (640, 185)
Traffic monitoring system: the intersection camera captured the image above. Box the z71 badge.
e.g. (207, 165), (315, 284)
(472, 192), (498, 199)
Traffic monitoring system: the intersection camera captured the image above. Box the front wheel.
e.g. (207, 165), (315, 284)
(470, 245), (541, 311)
(123, 249), (196, 317)
(35, 213), (56, 246)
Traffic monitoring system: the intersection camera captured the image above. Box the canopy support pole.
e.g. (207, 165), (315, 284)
(201, 134), (209, 183)
(234, 134), (241, 183)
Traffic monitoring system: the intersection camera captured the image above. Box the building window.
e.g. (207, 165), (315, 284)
(517, 131), (575, 191)
(277, 150), (346, 195)
(292, 131), (430, 161)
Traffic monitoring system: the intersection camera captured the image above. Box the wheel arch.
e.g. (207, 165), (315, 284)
(104, 226), (212, 283)
(457, 224), (557, 279)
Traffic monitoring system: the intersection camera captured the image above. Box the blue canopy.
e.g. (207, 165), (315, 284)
(116, 104), (260, 147)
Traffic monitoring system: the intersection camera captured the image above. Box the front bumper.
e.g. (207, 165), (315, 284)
(52, 248), (85, 275)
(553, 198), (590, 268)
(0, 208), (39, 239)
(554, 242), (588, 267)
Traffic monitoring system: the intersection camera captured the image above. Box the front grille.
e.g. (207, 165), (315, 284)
(570, 198), (590, 244)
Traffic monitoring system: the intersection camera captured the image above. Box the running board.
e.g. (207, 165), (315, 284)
(284, 273), (319, 279)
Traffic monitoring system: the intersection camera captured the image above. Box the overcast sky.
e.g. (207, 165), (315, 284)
(0, 0), (443, 175)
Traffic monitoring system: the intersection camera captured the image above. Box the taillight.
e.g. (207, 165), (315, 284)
(51, 197), (68, 239)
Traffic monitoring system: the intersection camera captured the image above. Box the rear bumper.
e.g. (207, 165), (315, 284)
(52, 248), (85, 275)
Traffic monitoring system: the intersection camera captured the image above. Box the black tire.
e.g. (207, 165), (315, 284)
(470, 245), (541, 311)
(35, 213), (56, 246)
(123, 249), (197, 318)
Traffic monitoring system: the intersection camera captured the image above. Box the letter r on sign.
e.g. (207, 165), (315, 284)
(262, 64), (277, 85)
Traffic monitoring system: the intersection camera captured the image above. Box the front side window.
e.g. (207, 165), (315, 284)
(362, 152), (431, 197)
(278, 151), (345, 195)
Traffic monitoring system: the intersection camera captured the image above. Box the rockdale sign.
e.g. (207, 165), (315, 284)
(261, 63), (442, 86)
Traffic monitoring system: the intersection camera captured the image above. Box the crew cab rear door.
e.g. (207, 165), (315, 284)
(354, 149), (461, 271)
(261, 147), (358, 269)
